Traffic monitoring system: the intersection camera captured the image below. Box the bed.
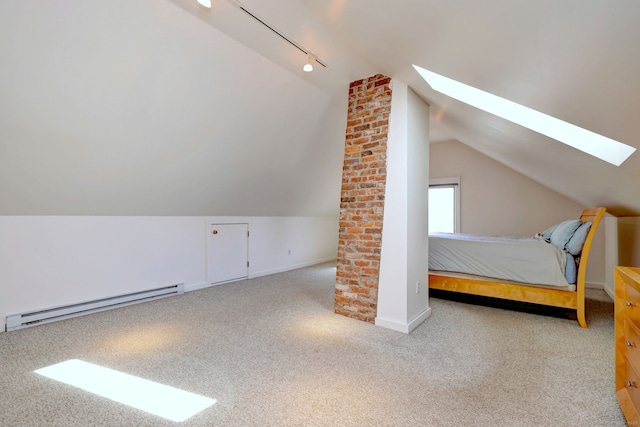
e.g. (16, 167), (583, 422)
(428, 207), (606, 327)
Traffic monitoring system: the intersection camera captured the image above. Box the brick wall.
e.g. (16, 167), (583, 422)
(335, 74), (392, 323)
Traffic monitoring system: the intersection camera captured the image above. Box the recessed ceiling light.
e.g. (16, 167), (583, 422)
(197, 0), (212, 8)
(35, 360), (216, 422)
(413, 64), (636, 166)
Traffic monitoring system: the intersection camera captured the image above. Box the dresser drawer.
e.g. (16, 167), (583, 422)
(625, 319), (640, 367)
(625, 282), (640, 323)
(625, 356), (640, 406)
(616, 267), (640, 424)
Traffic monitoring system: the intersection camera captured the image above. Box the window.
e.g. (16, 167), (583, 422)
(429, 177), (460, 234)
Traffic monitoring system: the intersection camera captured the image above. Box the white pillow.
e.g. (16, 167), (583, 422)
(565, 222), (592, 256)
(540, 223), (559, 242)
(549, 219), (583, 249)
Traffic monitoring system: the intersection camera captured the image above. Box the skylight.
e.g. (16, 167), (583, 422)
(35, 360), (216, 422)
(413, 65), (636, 166)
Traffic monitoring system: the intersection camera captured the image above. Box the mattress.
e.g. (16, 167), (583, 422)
(429, 233), (571, 289)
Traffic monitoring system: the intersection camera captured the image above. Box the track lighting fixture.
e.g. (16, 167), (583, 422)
(197, 0), (327, 72)
(228, 0), (328, 71)
(303, 55), (314, 73)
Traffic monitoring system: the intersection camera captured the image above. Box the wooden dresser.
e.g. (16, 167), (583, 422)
(615, 266), (640, 424)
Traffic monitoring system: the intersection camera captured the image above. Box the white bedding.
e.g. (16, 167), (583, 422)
(428, 233), (571, 289)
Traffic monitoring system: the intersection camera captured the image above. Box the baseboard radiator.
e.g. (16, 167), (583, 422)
(6, 283), (185, 332)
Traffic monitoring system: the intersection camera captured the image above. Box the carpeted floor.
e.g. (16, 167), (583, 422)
(0, 262), (626, 426)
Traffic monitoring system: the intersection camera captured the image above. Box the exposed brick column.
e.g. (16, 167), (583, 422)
(335, 74), (392, 323)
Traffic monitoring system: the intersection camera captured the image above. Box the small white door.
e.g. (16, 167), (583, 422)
(210, 223), (248, 284)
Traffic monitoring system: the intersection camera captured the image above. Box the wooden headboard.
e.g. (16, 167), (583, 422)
(580, 207), (607, 224)
(578, 206), (607, 280)
(575, 207), (606, 320)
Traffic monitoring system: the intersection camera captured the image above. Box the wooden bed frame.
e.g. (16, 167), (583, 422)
(428, 207), (606, 328)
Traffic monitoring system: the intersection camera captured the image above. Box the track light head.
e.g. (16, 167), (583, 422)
(303, 55), (314, 73)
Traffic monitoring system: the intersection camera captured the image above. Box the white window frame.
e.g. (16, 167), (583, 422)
(429, 177), (460, 233)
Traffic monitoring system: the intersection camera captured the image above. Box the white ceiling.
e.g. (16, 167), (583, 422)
(185, 0), (640, 215)
(0, 0), (349, 216)
(1, 0), (638, 217)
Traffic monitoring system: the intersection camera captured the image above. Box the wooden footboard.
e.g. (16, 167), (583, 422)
(428, 272), (580, 318)
(428, 207), (606, 328)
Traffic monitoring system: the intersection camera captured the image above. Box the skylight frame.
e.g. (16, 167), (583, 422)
(413, 64), (636, 166)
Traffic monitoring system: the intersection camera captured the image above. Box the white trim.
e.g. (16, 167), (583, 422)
(375, 307), (432, 334)
(604, 283), (615, 301)
(585, 281), (604, 290)
(208, 277), (247, 287)
(183, 282), (211, 293)
(374, 317), (405, 333)
(429, 177), (460, 186)
(429, 176), (461, 232)
(249, 257), (337, 279)
(407, 307), (432, 332)
(2, 256), (338, 333)
(187, 257), (337, 291)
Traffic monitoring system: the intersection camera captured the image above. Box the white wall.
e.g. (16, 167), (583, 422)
(205, 216), (339, 282)
(430, 141), (585, 236)
(430, 140), (607, 288)
(406, 87), (431, 323)
(0, 215), (338, 332)
(0, 0), (346, 217)
(618, 217), (640, 268)
(604, 216), (640, 298)
(376, 82), (430, 333)
(377, 82), (409, 331)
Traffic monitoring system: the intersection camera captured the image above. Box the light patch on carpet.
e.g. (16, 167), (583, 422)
(295, 315), (356, 340)
(34, 359), (216, 422)
(99, 325), (180, 354)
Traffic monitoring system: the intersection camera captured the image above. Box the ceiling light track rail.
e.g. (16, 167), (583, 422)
(227, 0), (328, 68)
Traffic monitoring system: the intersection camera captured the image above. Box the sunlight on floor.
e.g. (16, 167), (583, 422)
(35, 360), (216, 422)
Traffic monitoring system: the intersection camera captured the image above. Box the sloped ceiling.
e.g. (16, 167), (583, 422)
(187, 0), (640, 216)
(301, 0), (640, 216)
(0, 0), (366, 216)
(2, 0), (639, 216)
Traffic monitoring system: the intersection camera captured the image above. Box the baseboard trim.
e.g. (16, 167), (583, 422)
(185, 258), (337, 292)
(408, 307), (432, 332)
(604, 284), (615, 301)
(586, 281), (604, 290)
(2, 260), (337, 333)
(375, 307), (432, 334)
(183, 282), (211, 293)
(249, 257), (337, 279)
